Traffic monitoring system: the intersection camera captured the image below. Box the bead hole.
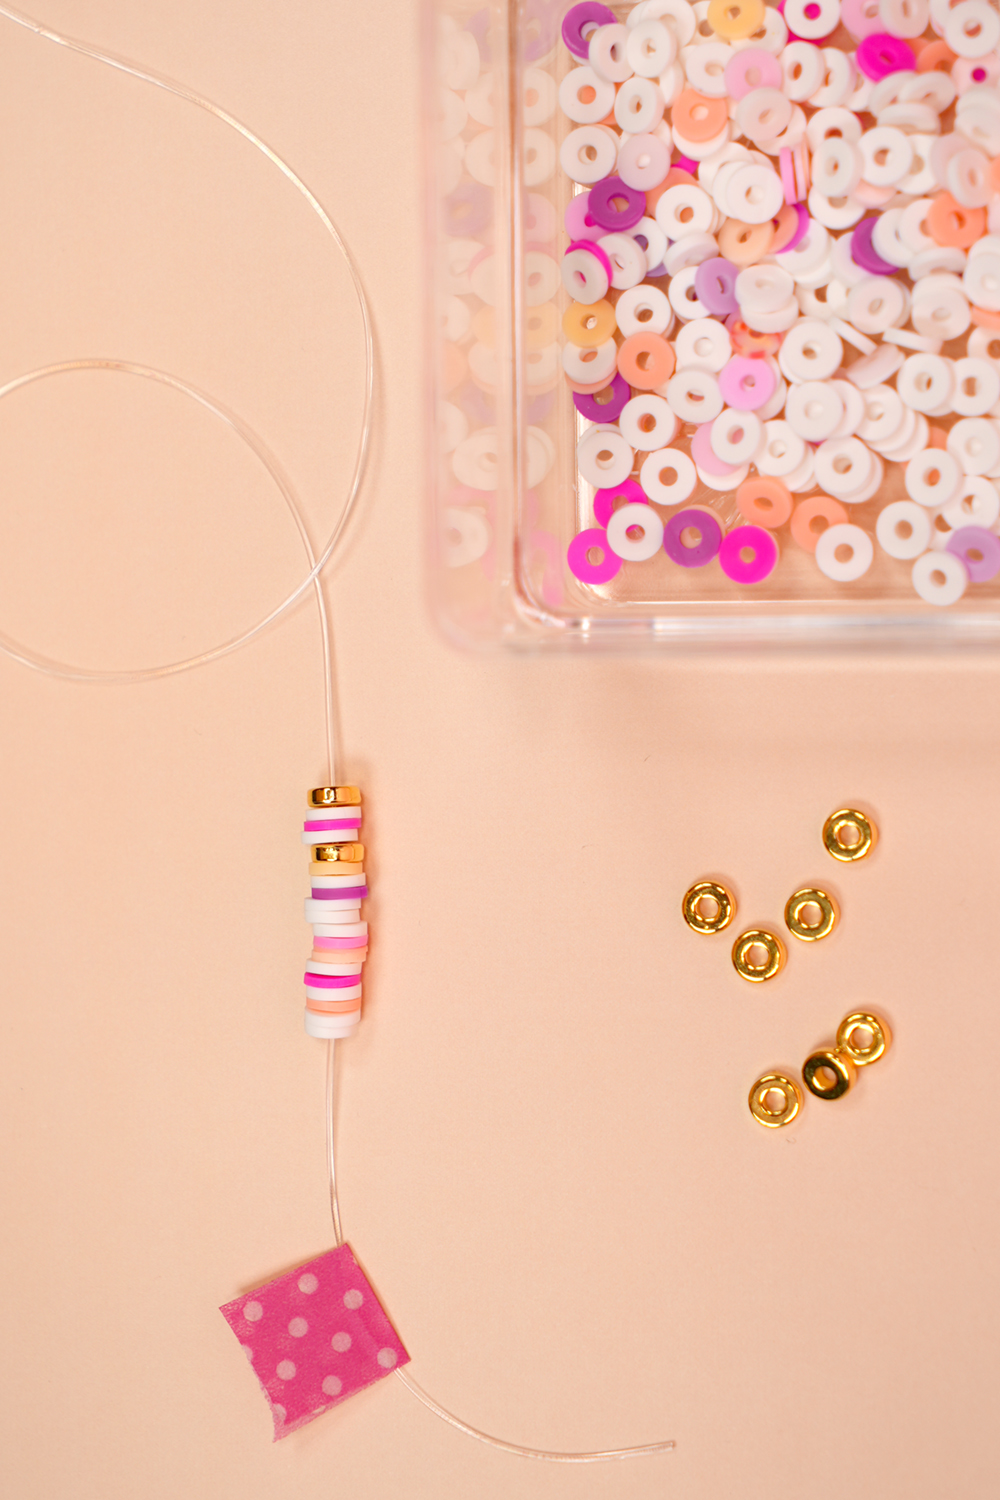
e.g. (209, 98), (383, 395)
(797, 901), (823, 928)
(745, 942), (769, 968)
(762, 1088), (787, 1115)
(696, 895), (719, 920)
(680, 525), (703, 549)
(835, 822), (861, 848)
(849, 1025), (873, 1051)
(813, 1065), (840, 1092)
(658, 465), (678, 485)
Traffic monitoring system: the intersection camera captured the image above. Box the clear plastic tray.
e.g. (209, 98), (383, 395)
(424, 0), (1000, 650)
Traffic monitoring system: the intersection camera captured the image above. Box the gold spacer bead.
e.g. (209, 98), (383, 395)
(836, 1011), (891, 1067)
(784, 886), (838, 942)
(732, 929), (785, 982)
(822, 807), (876, 862)
(748, 1073), (802, 1128)
(312, 843), (365, 863)
(803, 1047), (856, 1100)
(308, 786), (362, 808)
(682, 880), (735, 934)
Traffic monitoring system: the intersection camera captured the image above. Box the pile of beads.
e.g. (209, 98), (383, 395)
(749, 1009), (891, 1125)
(558, 0), (1000, 607)
(301, 787), (367, 1040)
(682, 804), (873, 984)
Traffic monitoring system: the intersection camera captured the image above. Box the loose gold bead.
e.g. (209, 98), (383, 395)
(748, 1073), (802, 1128)
(312, 843), (365, 863)
(682, 880), (735, 934)
(802, 1047), (856, 1100)
(836, 1011), (891, 1067)
(732, 929), (785, 982)
(784, 886), (838, 942)
(822, 807), (876, 862)
(308, 786), (362, 808)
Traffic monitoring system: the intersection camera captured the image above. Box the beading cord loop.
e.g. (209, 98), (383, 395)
(0, 0), (373, 742)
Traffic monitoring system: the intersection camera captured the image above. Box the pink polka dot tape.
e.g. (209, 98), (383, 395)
(220, 1242), (409, 1440)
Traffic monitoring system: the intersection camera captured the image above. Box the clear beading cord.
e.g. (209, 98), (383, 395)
(3, 5), (674, 1464)
(326, 1039), (675, 1464)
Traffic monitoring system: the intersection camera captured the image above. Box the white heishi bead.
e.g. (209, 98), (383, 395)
(598, 233), (648, 290)
(757, 420), (807, 477)
(879, 0), (930, 38)
(904, 448), (963, 508)
(964, 253), (1000, 312)
(668, 264), (710, 320)
(857, 384), (905, 446)
(560, 126), (619, 184)
(563, 338), (617, 386)
(304, 1009), (361, 1040)
(830, 379), (867, 437)
(859, 126), (913, 187)
(945, 0), (1000, 58)
(912, 551), (968, 607)
(639, 446), (698, 505)
(948, 417), (1000, 475)
(663, 232), (719, 275)
(942, 475), (1000, 530)
(877, 500), (932, 559)
(847, 277), (908, 335)
(785, 382), (844, 441)
(306, 961), (364, 976)
(666, 368), (724, 423)
(577, 428), (634, 488)
(305, 899), (362, 924)
(735, 265), (795, 315)
(951, 358), (1000, 417)
(815, 523), (875, 581)
(673, 317), (731, 371)
(559, 67), (616, 124)
(312, 921), (368, 938)
(897, 354), (955, 413)
(615, 75), (666, 134)
(619, 394), (678, 451)
(710, 409), (762, 465)
(627, 19), (678, 77)
(809, 47), (855, 109)
(782, 42), (826, 102)
(589, 22), (633, 81)
(615, 283), (673, 337)
(606, 503), (665, 561)
(815, 438), (876, 499)
(778, 320), (843, 383)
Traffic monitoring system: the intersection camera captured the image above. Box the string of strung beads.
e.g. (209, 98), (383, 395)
(301, 787), (367, 1039)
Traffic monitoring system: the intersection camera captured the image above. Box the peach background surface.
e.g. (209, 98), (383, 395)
(1, 4), (999, 1498)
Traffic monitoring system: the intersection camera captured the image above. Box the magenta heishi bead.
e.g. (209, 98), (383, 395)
(593, 477), (646, 527)
(573, 372), (631, 424)
(587, 176), (647, 232)
(855, 32), (915, 80)
(851, 217), (898, 277)
(663, 508), (723, 568)
(947, 526), (1000, 583)
(561, 1), (616, 58)
(718, 524), (779, 585)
